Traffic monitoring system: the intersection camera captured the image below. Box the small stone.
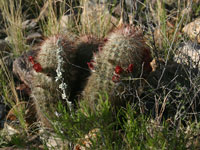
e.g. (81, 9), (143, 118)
(81, 0), (118, 36)
(174, 42), (200, 69)
(39, 128), (70, 150)
(22, 19), (37, 30)
(182, 18), (200, 43)
(26, 32), (42, 42)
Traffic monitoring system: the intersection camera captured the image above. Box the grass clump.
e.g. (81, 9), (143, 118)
(0, 0), (27, 56)
(48, 98), (199, 150)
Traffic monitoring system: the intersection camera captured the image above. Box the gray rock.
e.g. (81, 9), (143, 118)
(13, 49), (39, 87)
(81, 0), (118, 36)
(59, 15), (78, 40)
(174, 42), (200, 69)
(22, 19), (37, 30)
(84, 0), (135, 24)
(39, 128), (70, 150)
(85, 0), (133, 5)
(182, 18), (200, 43)
(26, 32), (43, 45)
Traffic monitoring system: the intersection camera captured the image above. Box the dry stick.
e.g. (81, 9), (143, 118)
(157, 89), (173, 124)
(136, 90), (144, 114)
(179, 86), (200, 122)
(154, 95), (159, 120)
(120, 0), (129, 25)
(34, 1), (49, 23)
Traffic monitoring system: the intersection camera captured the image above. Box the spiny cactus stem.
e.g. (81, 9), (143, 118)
(55, 38), (72, 111)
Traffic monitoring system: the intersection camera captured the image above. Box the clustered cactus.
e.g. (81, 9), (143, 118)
(82, 25), (152, 110)
(29, 34), (103, 128)
(14, 25), (152, 128)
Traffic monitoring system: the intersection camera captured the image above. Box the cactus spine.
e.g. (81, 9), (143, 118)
(82, 25), (152, 110)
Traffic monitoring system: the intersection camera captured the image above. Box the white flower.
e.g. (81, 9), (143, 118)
(55, 38), (72, 111)
(62, 93), (67, 99)
(55, 111), (61, 117)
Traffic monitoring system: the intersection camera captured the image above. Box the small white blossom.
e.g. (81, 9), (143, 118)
(55, 111), (61, 117)
(55, 38), (72, 112)
(62, 93), (67, 99)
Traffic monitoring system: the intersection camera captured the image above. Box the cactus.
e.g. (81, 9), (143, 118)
(30, 35), (77, 128)
(36, 35), (76, 72)
(30, 35), (103, 127)
(82, 25), (152, 110)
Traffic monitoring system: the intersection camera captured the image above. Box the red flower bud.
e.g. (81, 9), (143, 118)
(115, 66), (124, 74)
(87, 62), (94, 70)
(112, 75), (120, 83)
(28, 56), (35, 65)
(33, 63), (42, 72)
(104, 38), (108, 42)
(127, 64), (134, 72)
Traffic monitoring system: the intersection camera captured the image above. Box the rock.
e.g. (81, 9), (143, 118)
(182, 18), (200, 43)
(81, 0), (135, 24)
(13, 48), (39, 87)
(25, 32), (43, 45)
(74, 128), (100, 150)
(59, 15), (78, 40)
(2, 123), (20, 136)
(174, 42), (200, 69)
(39, 128), (70, 150)
(22, 19), (37, 30)
(81, 0), (118, 36)
(60, 15), (75, 28)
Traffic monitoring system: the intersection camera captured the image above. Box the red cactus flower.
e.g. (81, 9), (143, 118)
(104, 38), (108, 42)
(28, 56), (35, 65)
(33, 63), (42, 72)
(115, 66), (124, 74)
(112, 75), (120, 83)
(127, 64), (134, 72)
(87, 62), (94, 70)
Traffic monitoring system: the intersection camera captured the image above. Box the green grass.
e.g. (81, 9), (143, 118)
(47, 99), (199, 150)
(0, 0), (200, 149)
